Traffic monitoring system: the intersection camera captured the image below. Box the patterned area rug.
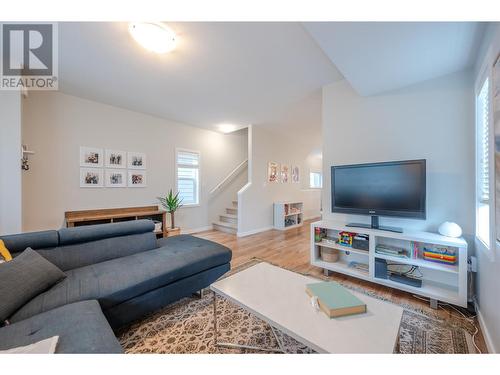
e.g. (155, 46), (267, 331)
(117, 260), (477, 354)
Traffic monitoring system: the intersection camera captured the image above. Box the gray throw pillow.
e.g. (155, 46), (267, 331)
(0, 248), (66, 321)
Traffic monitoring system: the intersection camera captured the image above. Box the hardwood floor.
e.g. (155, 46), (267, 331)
(194, 219), (489, 353)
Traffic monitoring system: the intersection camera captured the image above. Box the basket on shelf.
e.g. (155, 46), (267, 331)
(321, 247), (339, 263)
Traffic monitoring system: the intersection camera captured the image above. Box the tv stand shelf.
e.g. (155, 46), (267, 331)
(310, 220), (468, 307)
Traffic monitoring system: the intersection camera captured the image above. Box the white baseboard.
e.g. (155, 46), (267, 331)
(237, 226), (274, 237)
(183, 225), (213, 234)
(303, 215), (321, 222)
(475, 300), (497, 353)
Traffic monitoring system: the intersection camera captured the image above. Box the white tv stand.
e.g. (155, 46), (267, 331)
(310, 220), (468, 307)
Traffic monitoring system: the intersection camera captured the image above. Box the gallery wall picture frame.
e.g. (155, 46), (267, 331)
(80, 168), (104, 188)
(128, 170), (147, 187)
(267, 162), (280, 183)
(291, 165), (300, 183)
(105, 149), (127, 169)
(128, 152), (147, 169)
(105, 169), (127, 188)
(80, 146), (103, 168)
(281, 164), (290, 183)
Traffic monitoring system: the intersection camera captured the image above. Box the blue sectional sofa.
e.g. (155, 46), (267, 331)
(0, 220), (232, 353)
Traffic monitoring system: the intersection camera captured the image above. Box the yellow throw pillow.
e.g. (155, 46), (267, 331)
(0, 240), (12, 262)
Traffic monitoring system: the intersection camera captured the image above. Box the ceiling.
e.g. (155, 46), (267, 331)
(57, 22), (486, 149)
(303, 22), (485, 96)
(58, 22), (342, 147)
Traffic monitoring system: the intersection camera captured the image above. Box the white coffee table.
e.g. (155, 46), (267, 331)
(210, 262), (403, 353)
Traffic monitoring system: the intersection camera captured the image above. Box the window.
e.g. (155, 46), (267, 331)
(176, 149), (200, 206)
(309, 172), (323, 189)
(476, 76), (491, 248)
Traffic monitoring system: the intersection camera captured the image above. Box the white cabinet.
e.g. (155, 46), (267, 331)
(310, 220), (468, 307)
(273, 202), (304, 230)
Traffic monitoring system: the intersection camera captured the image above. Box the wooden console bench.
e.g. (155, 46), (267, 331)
(65, 206), (168, 238)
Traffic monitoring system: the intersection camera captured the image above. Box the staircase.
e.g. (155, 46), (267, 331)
(213, 200), (238, 234)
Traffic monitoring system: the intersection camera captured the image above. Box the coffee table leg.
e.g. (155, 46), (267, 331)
(213, 291), (218, 344)
(270, 326), (285, 353)
(212, 291), (284, 353)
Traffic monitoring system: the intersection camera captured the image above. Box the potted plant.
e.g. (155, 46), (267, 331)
(157, 189), (183, 237)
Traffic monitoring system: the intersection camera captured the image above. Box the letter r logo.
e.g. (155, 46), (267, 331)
(2, 24), (53, 76)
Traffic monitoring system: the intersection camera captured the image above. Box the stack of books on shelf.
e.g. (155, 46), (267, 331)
(409, 241), (420, 259)
(422, 246), (457, 264)
(306, 281), (366, 318)
(375, 244), (408, 258)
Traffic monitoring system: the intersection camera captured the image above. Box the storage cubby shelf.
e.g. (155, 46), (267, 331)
(273, 202), (304, 230)
(374, 277), (459, 302)
(311, 220), (467, 307)
(316, 241), (369, 256)
(374, 253), (458, 274)
(314, 258), (369, 279)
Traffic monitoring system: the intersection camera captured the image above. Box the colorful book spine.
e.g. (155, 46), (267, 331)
(423, 251), (457, 264)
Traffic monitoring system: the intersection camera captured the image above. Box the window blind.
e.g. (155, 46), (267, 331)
(478, 78), (490, 203)
(177, 150), (200, 205)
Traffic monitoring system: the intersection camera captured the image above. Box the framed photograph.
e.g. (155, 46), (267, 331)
(80, 146), (103, 167)
(80, 168), (103, 187)
(267, 162), (280, 183)
(105, 149), (126, 169)
(128, 170), (147, 187)
(281, 164), (290, 183)
(128, 152), (147, 169)
(291, 165), (300, 183)
(105, 169), (126, 188)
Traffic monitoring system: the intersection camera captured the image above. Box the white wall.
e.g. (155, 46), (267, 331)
(238, 125), (321, 236)
(208, 127), (248, 224)
(321, 71), (474, 235)
(22, 91), (247, 232)
(473, 22), (500, 354)
(0, 91), (22, 235)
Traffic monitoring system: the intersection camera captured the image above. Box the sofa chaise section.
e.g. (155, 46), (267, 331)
(11, 235), (231, 326)
(0, 300), (122, 353)
(0, 220), (232, 352)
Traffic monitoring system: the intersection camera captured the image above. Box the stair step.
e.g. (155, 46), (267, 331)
(220, 213), (237, 224)
(226, 207), (237, 215)
(213, 221), (237, 234)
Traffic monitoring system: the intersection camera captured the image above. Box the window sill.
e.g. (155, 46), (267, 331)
(180, 204), (200, 209)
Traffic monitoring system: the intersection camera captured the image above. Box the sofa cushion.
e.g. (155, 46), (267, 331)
(0, 239), (13, 262)
(0, 300), (122, 353)
(0, 248), (66, 322)
(33, 220), (157, 271)
(58, 220), (155, 246)
(0, 230), (58, 254)
(38, 232), (158, 271)
(10, 235), (232, 323)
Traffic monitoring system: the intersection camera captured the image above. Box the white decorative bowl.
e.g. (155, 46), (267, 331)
(438, 222), (462, 238)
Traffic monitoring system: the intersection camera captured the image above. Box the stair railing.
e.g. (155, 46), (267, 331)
(209, 159), (248, 197)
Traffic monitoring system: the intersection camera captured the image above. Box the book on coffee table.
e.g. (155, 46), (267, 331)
(306, 281), (367, 318)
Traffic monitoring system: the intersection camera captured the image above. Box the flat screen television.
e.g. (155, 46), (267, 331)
(331, 159), (426, 232)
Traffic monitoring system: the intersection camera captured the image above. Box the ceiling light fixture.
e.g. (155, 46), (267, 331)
(128, 22), (176, 54)
(217, 123), (240, 134)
